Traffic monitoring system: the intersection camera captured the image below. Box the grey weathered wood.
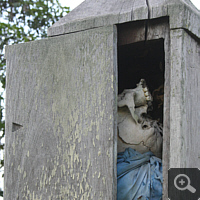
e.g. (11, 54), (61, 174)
(118, 17), (169, 46)
(5, 25), (118, 200)
(169, 29), (200, 168)
(47, 0), (148, 37)
(48, 0), (200, 40)
(118, 0), (135, 23)
(148, 0), (168, 19)
(167, 1), (200, 36)
(162, 19), (171, 200)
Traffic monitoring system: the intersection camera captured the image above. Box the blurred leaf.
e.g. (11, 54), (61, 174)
(0, 190), (3, 197)
(0, 159), (4, 168)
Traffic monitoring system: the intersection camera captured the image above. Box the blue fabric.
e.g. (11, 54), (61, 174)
(117, 148), (163, 200)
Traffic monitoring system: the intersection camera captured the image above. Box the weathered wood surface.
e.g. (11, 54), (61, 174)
(117, 17), (169, 46)
(162, 19), (171, 200)
(48, 0), (148, 36)
(170, 29), (200, 168)
(48, 0), (200, 40)
(5, 25), (118, 200)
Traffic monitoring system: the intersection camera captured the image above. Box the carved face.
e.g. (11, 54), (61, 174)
(117, 79), (163, 158)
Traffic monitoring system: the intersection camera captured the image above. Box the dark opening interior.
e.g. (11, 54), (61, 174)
(118, 39), (165, 123)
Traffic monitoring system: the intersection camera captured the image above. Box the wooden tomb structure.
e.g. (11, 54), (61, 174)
(5, 0), (200, 199)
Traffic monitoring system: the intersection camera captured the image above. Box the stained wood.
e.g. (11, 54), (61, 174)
(162, 19), (171, 200)
(5, 25), (118, 200)
(170, 29), (200, 168)
(117, 17), (169, 46)
(48, 0), (200, 40)
(47, 0), (148, 36)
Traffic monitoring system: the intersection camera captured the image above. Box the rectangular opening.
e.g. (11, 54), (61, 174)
(118, 39), (165, 125)
(116, 19), (167, 199)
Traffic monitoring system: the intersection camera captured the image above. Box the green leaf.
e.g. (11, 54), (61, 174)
(0, 190), (3, 197)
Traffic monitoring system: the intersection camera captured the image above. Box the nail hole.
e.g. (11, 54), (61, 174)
(12, 123), (23, 132)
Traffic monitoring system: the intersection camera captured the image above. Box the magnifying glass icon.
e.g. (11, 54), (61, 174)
(174, 174), (196, 193)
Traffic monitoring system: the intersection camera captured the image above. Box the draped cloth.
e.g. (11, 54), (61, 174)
(117, 148), (163, 200)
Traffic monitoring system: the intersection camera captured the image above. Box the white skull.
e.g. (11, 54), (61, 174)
(117, 79), (163, 158)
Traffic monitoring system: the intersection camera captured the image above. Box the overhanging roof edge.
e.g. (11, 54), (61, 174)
(48, 1), (200, 39)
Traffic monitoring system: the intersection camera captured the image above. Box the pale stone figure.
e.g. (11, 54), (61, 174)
(117, 79), (163, 158)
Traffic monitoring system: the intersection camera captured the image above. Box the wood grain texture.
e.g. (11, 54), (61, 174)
(49, 0), (146, 27)
(162, 19), (171, 200)
(118, 17), (169, 46)
(5, 25), (118, 200)
(48, 0), (200, 40)
(170, 29), (200, 168)
(47, 0), (148, 36)
(167, 1), (200, 38)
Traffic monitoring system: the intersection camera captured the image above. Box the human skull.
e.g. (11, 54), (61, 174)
(117, 79), (163, 158)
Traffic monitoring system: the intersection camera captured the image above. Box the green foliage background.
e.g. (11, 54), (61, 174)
(0, 0), (70, 196)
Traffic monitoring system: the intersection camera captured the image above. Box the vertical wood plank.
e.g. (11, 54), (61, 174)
(170, 29), (200, 168)
(162, 18), (171, 200)
(5, 25), (117, 200)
